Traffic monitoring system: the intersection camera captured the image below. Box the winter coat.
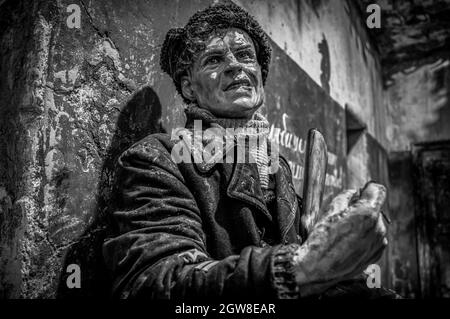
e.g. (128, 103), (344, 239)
(102, 123), (303, 299)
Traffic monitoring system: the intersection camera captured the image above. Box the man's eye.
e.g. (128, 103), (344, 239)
(236, 51), (255, 61)
(204, 56), (221, 65)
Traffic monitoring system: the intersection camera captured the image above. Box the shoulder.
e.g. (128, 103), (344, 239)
(118, 133), (181, 173)
(122, 133), (175, 157)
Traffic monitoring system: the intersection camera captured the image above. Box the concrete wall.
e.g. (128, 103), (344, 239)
(0, 0), (399, 298)
(382, 53), (450, 299)
(0, 0), (213, 299)
(387, 152), (421, 298)
(385, 59), (450, 152)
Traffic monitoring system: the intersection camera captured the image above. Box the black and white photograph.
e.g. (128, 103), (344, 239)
(0, 0), (449, 309)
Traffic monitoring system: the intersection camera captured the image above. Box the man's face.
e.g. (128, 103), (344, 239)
(182, 28), (265, 118)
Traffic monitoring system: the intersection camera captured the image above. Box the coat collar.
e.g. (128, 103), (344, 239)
(171, 126), (235, 173)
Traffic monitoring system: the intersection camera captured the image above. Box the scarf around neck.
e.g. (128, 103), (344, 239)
(184, 104), (272, 189)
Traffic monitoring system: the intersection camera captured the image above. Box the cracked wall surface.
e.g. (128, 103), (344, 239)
(359, 0), (450, 81)
(0, 0), (214, 298)
(385, 60), (450, 152)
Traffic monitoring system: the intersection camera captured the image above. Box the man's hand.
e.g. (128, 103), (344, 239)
(293, 182), (388, 297)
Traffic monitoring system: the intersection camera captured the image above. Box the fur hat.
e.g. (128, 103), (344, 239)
(160, 2), (272, 103)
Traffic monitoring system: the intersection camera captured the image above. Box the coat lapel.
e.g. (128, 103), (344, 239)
(226, 160), (272, 221)
(273, 158), (299, 242)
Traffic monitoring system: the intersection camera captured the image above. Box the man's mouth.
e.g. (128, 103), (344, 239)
(224, 79), (252, 91)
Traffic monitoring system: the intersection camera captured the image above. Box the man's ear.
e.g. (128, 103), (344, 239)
(180, 75), (196, 102)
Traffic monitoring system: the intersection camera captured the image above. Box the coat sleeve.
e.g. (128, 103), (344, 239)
(102, 137), (300, 299)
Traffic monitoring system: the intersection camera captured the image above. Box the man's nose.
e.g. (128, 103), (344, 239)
(224, 53), (243, 76)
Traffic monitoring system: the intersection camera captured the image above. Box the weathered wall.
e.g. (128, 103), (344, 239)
(385, 59), (450, 152)
(0, 0), (57, 298)
(387, 152), (420, 298)
(359, 0), (450, 82)
(0, 0), (214, 299)
(382, 59), (450, 298)
(0, 0), (401, 298)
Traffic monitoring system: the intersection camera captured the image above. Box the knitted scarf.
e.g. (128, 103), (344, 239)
(184, 104), (271, 189)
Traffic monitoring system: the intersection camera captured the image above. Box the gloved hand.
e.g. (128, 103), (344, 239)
(293, 182), (388, 297)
